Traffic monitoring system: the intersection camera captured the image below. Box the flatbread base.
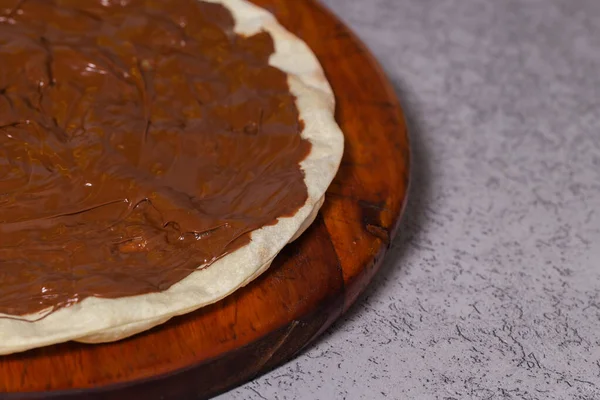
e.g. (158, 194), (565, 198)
(0, 0), (343, 355)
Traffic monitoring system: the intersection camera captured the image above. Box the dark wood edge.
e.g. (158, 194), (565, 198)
(0, 1), (411, 397)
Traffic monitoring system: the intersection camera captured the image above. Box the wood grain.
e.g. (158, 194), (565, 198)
(0, 0), (410, 398)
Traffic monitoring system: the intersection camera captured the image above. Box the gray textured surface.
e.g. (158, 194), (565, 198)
(218, 0), (600, 399)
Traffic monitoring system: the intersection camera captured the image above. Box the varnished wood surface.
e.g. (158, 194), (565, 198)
(0, 0), (410, 398)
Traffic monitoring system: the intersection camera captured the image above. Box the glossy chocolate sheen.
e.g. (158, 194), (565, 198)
(0, 0), (310, 316)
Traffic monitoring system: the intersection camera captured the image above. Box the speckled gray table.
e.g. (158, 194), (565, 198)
(217, 0), (600, 398)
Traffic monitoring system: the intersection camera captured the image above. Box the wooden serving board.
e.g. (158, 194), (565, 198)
(0, 1), (410, 398)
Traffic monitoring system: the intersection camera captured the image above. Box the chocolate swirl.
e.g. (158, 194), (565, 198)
(0, 0), (310, 316)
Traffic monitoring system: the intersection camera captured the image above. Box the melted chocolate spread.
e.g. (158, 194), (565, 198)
(0, 0), (310, 316)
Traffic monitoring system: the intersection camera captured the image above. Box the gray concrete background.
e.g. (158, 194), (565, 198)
(218, 0), (600, 398)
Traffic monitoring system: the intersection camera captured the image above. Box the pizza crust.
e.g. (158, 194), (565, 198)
(0, 0), (343, 355)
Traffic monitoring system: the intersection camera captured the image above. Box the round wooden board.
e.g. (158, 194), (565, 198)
(0, 1), (410, 399)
